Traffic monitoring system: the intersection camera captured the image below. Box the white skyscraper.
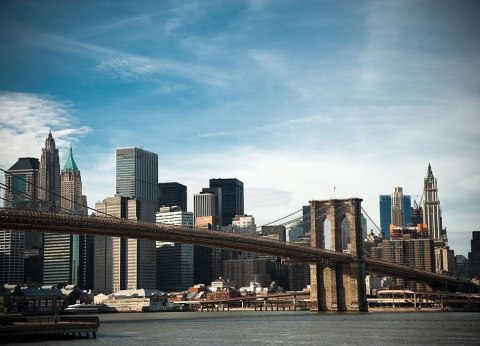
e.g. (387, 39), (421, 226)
(391, 187), (405, 227)
(423, 164), (443, 240)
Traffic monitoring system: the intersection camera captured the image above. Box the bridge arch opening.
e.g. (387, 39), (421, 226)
(323, 218), (331, 250)
(340, 217), (350, 253)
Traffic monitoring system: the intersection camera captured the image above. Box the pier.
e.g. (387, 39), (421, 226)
(0, 315), (100, 342)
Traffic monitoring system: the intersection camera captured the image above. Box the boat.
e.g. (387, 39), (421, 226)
(64, 303), (99, 314)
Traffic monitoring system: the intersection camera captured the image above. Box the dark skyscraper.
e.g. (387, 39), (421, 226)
(39, 131), (60, 211)
(158, 182), (187, 211)
(467, 231), (480, 279)
(5, 158), (40, 210)
(209, 178), (244, 227)
(1, 158), (41, 285)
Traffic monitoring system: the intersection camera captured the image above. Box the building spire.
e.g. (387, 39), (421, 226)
(62, 144), (79, 172)
(426, 163), (434, 181)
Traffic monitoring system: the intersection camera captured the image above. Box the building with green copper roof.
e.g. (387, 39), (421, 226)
(62, 145), (79, 172)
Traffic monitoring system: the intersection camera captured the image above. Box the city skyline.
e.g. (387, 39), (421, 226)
(0, 1), (479, 257)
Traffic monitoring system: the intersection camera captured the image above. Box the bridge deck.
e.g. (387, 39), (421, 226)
(0, 208), (471, 290)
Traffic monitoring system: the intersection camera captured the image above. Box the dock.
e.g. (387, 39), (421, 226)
(0, 315), (100, 342)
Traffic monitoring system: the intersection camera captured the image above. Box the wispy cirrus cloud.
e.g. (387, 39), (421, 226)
(10, 24), (231, 87)
(0, 91), (91, 168)
(198, 114), (332, 138)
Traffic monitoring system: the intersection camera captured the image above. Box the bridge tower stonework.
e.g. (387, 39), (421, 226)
(309, 198), (368, 312)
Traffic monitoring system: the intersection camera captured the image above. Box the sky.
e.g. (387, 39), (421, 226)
(0, 0), (479, 256)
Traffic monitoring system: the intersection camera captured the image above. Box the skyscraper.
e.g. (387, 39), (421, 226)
(112, 147), (158, 291)
(116, 147), (158, 203)
(158, 182), (187, 212)
(94, 195), (156, 292)
(4, 158), (40, 210)
(43, 146), (93, 289)
(422, 164), (444, 240)
(467, 231), (480, 279)
(2, 158), (42, 285)
(60, 145), (86, 214)
(379, 189), (411, 239)
(391, 187), (405, 227)
(155, 207), (194, 291)
(193, 188), (222, 225)
(193, 189), (222, 285)
(379, 195), (391, 238)
(38, 131), (60, 211)
(209, 178), (244, 227)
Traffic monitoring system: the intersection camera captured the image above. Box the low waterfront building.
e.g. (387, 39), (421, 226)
(98, 289), (173, 312)
(5, 287), (66, 315)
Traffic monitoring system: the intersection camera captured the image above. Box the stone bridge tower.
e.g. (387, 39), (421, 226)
(309, 198), (368, 312)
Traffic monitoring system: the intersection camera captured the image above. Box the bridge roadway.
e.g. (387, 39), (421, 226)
(0, 208), (468, 289)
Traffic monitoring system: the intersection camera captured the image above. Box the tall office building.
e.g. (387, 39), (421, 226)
(155, 207), (194, 291)
(59, 145), (87, 214)
(113, 147), (158, 291)
(379, 189), (411, 239)
(43, 146), (93, 289)
(422, 164), (444, 240)
(193, 189), (223, 285)
(2, 158), (42, 285)
(158, 182), (187, 212)
(391, 187), (405, 227)
(467, 231), (480, 279)
(4, 158), (40, 210)
(116, 147), (158, 203)
(194, 188), (222, 226)
(94, 195), (156, 292)
(209, 178), (243, 227)
(38, 131), (61, 211)
(0, 231), (24, 285)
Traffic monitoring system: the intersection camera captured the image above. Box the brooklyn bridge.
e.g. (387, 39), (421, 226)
(0, 198), (474, 312)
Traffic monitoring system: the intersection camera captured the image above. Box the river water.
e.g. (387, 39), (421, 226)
(36, 311), (480, 345)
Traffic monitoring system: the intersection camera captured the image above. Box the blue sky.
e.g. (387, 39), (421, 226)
(0, 0), (479, 256)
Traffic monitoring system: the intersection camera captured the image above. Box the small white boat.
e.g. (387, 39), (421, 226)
(64, 303), (99, 314)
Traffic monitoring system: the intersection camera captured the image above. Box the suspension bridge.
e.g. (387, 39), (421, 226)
(0, 167), (475, 312)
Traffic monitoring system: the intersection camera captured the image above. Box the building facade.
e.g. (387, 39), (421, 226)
(93, 195), (156, 293)
(209, 178), (243, 227)
(155, 207), (194, 291)
(158, 182), (187, 212)
(423, 164), (444, 240)
(38, 131), (61, 211)
(2, 158), (42, 285)
(434, 247), (456, 277)
(43, 145), (93, 289)
(232, 214), (256, 234)
(115, 147), (158, 291)
(379, 189), (412, 239)
(194, 188), (222, 227)
(371, 238), (435, 291)
(116, 147), (158, 203)
(467, 231), (480, 279)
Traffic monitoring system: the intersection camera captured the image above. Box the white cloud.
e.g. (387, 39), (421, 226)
(0, 91), (91, 168)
